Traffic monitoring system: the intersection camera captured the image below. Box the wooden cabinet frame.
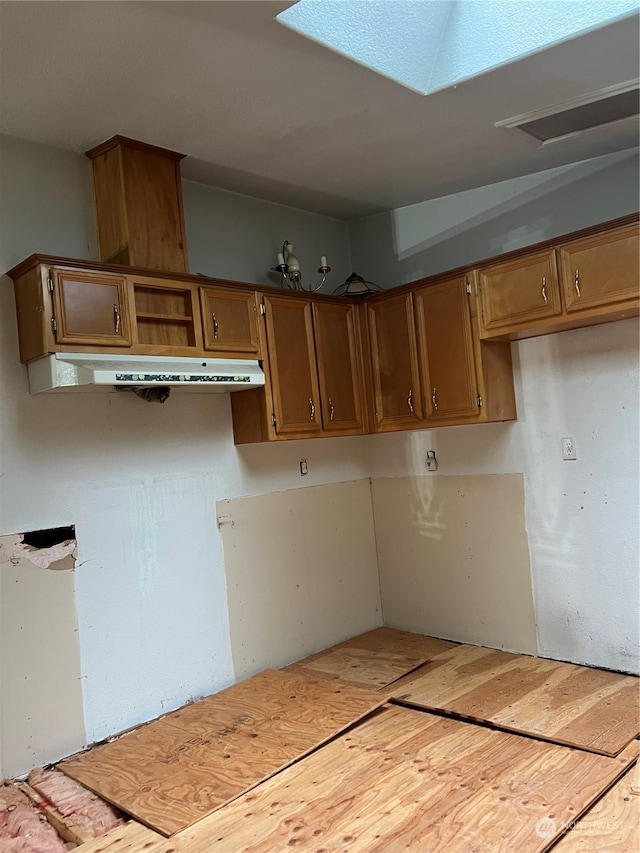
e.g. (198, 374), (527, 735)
(7, 214), (638, 443)
(367, 292), (424, 432)
(476, 218), (638, 341)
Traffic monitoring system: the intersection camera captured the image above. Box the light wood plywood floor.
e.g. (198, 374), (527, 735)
(553, 759), (640, 851)
(59, 669), (385, 836)
(55, 629), (638, 852)
(73, 707), (637, 853)
(390, 642), (639, 755)
(284, 626), (456, 691)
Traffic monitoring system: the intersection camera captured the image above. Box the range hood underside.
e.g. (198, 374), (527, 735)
(27, 354), (265, 394)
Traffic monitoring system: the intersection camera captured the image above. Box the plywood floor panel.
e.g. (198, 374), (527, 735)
(145, 706), (639, 853)
(389, 643), (640, 755)
(59, 670), (384, 836)
(284, 627), (457, 691)
(552, 760), (640, 851)
(73, 821), (165, 853)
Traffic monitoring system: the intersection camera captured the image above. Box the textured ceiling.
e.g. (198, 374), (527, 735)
(0, 1), (638, 219)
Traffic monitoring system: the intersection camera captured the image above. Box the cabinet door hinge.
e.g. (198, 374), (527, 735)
(51, 317), (57, 333)
(271, 412), (277, 428)
(260, 302), (266, 316)
(477, 395), (483, 408)
(465, 280), (471, 295)
(47, 275), (54, 293)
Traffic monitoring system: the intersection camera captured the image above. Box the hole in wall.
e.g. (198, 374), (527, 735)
(22, 525), (76, 549)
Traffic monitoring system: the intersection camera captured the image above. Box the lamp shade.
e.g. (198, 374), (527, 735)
(332, 272), (383, 297)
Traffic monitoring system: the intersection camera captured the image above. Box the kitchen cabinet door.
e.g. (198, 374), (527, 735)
(313, 302), (364, 434)
(263, 294), (322, 438)
(367, 293), (423, 431)
(200, 287), (261, 356)
(414, 277), (480, 421)
(559, 224), (639, 313)
(51, 270), (132, 346)
(478, 249), (562, 336)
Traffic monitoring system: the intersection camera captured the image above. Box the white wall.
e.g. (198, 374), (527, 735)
(0, 135), (372, 776)
(349, 148), (639, 288)
(183, 180), (352, 290)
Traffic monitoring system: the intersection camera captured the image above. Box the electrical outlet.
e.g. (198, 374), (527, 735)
(562, 437), (577, 460)
(425, 450), (438, 471)
(299, 459), (308, 476)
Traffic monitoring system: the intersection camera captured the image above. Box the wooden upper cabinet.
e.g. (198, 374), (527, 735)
(128, 275), (201, 351)
(414, 277), (479, 421)
(86, 136), (188, 274)
(263, 295), (322, 438)
(559, 224), (640, 313)
(51, 270), (132, 346)
(478, 249), (562, 334)
(312, 302), (364, 434)
(200, 287), (261, 356)
(367, 293), (423, 430)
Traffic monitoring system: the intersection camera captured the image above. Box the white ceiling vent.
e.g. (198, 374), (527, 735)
(496, 80), (639, 147)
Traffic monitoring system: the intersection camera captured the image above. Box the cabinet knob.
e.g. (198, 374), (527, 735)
(212, 312), (219, 339)
(309, 398), (315, 421)
(432, 387), (438, 411)
(113, 304), (121, 334)
(408, 389), (414, 414)
(574, 270), (581, 298)
(328, 398), (334, 421)
(541, 278), (548, 305)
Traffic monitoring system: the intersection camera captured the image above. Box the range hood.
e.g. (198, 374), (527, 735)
(27, 353), (265, 394)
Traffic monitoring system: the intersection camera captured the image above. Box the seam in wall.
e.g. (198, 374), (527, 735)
(367, 476), (386, 627)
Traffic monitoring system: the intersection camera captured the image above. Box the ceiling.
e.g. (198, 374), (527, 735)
(0, 1), (638, 220)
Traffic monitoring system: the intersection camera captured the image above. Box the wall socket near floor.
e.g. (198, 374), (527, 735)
(425, 450), (438, 471)
(562, 437), (577, 461)
(299, 459), (308, 476)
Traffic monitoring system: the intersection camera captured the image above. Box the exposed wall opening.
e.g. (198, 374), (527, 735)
(22, 525), (76, 550)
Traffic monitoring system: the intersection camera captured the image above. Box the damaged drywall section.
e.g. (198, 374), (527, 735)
(0, 531), (86, 777)
(0, 526), (77, 571)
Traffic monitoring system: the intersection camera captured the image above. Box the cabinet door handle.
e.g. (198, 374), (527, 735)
(309, 398), (315, 421)
(408, 389), (414, 413)
(212, 312), (219, 339)
(114, 304), (121, 334)
(574, 270), (581, 298)
(432, 387), (438, 410)
(541, 278), (547, 305)
(328, 398), (334, 421)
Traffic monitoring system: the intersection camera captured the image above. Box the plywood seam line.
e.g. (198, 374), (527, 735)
(545, 756), (640, 851)
(549, 760), (640, 851)
(387, 696), (616, 755)
(388, 641), (639, 755)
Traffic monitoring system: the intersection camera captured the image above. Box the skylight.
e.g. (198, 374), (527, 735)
(277, 0), (640, 96)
